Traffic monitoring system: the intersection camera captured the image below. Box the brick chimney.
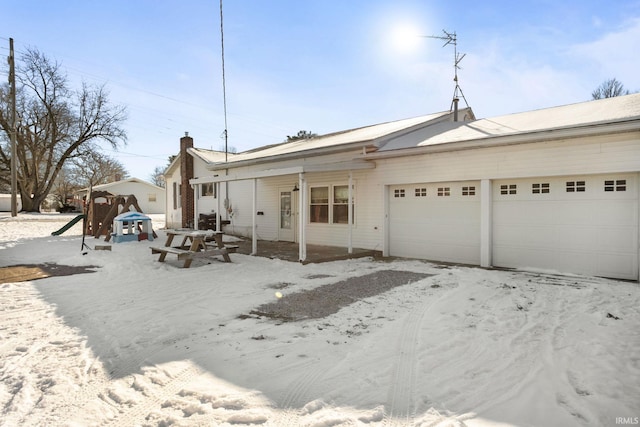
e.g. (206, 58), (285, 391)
(180, 132), (194, 227)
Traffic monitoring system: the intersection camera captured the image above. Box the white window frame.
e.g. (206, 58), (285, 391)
(309, 183), (356, 225)
(200, 182), (216, 198)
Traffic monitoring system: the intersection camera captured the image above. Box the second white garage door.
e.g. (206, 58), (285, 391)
(389, 181), (481, 264)
(493, 174), (638, 280)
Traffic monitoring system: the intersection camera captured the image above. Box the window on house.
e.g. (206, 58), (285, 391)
(604, 180), (626, 192)
(394, 189), (405, 198)
(178, 184), (182, 208)
(532, 183), (550, 194)
(566, 181), (586, 192)
(500, 184), (517, 195)
(437, 187), (450, 196)
(201, 182), (215, 197)
(415, 188), (427, 197)
(332, 185), (354, 224)
(310, 186), (329, 223)
(462, 186), (476, 196)
(148, 193), (157, 202)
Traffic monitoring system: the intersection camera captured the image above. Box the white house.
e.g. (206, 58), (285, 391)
(0, 194), (21, 212)
(165, 94), (640, 281)
(79, 178), (166, 214)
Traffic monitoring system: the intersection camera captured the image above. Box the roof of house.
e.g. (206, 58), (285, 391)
(80, 177), (164, 193)
(174, 93), (640, 176)
(189, 148), (233, 164)
(379, 93), (640, 152)
(202, 110), (465, 170)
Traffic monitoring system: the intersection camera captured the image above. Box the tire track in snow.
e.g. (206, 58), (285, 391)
(265, 354), (341, 426)
(383, 299), (430, 425)
(281, 359), (328, 403)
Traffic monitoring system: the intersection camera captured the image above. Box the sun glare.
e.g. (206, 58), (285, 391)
(391, 24), (421, 51)
(390, 23), (423, 53)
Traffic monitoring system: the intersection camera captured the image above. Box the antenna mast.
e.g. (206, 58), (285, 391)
(422, 30), (469, 120)
(219, 0), (229, 162)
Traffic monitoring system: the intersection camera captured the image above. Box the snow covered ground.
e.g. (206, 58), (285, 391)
(0, 212), (638, 427)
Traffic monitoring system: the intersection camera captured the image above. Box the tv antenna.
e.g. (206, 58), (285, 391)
(421, 30), (469, 119)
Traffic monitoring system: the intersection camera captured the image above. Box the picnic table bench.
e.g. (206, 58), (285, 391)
(151, 229), (238, 268)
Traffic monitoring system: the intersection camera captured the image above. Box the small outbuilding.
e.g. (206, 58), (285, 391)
(77, 178), (165, 214)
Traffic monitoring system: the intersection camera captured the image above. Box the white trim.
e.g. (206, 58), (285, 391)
(190, 161), (375, 185)
(216, 183), (222, 232)
(348, 172), (353, 254)
(383, 185), (390, 257)
(480, 179), (492, 267)
(299, 173), (307, 262)
(252, 179), (257, 255)
(192, 184), (198, 230)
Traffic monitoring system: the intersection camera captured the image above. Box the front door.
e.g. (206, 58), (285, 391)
(278, 188), (296, 242)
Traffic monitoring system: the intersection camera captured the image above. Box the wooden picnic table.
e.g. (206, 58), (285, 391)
(150, 229), (238, 268)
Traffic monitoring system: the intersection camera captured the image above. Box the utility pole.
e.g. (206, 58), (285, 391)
(8, 38), (17, 217)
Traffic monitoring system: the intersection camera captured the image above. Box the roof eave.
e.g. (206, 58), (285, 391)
(363, 119), (640, 160)
(205, 140), (378, 171)
(203, 111), (467, 171)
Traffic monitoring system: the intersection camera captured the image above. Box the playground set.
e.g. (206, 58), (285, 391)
(52, 191), (157, 244)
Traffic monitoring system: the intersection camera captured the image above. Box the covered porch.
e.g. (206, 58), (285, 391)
(189, 160), (375, 263)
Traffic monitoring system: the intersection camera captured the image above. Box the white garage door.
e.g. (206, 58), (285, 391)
(493, 174), (638, 280)
(389, 181), (481, 264)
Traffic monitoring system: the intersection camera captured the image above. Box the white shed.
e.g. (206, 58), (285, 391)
(79, 178), (166, 214)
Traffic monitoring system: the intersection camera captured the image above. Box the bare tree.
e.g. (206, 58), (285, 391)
(150, 165), (165, 188)
(592, 78), (630, 99)
(68, 150), (128, 187)
(0, 48), (127, 211)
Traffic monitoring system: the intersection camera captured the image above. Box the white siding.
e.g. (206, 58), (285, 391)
(370, 132), (640, 182)
(165, 172), (181, 229)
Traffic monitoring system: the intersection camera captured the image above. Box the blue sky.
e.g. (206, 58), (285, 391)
(2, 0), (639, 181)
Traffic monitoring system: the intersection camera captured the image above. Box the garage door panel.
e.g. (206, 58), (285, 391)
(595, 200), (637, 224)
(493, 246), (559, 268)
(598, 227), (638, 252)
(493, 174), (638, 280)
(389, 182), (480, 265)
(493, 202), (560, 225)
(494, 224), (558, 247)
(555, 227), (598, 249)
(597, 253), (637, 279)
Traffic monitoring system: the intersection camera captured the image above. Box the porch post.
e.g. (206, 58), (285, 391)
(193, 185), (198, 230)
(216, 182), (222, 232)
(298, 173), (307, 262)
(347, 171), (353, 254)
(480, 179), (492, 267)
(383, 185), (390, 256)
(252, 178), (258, 255)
